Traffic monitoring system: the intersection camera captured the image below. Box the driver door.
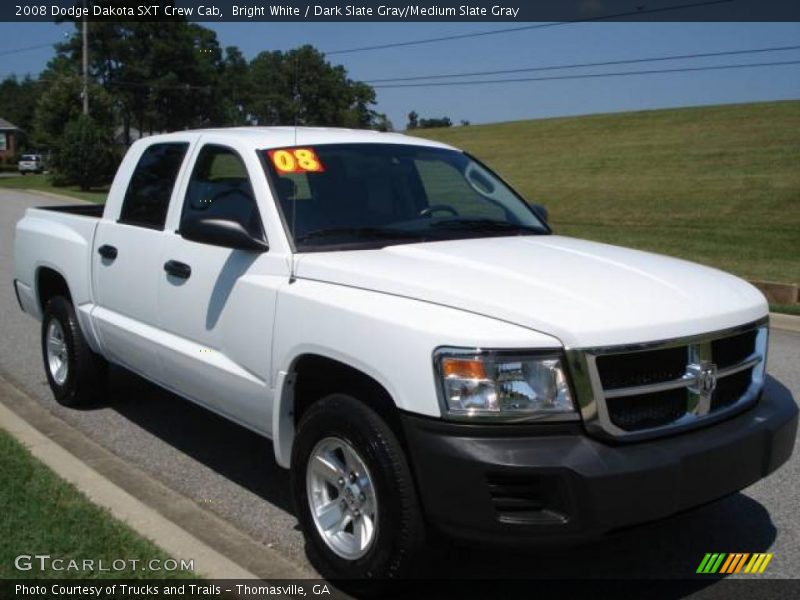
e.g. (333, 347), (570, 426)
(156, 143), (279, 432)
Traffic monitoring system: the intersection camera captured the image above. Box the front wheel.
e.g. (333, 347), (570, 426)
(291, 394), (425, 587)
(41, 296), (108, 407)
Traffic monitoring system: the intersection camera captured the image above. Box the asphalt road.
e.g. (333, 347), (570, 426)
(1, 188), (798, 585)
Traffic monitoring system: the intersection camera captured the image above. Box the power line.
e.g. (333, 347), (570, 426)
(365, 44), (800, 83)
(0, 41), (60, 57)
(325, 0), (732, 55)
(372, 59), (800, 88)
(0, 73), (210, 92)
(105, 79), (211, 91)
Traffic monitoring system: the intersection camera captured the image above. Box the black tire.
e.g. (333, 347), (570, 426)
(291, 394), (425, 590)
(41, 295), (108, 407)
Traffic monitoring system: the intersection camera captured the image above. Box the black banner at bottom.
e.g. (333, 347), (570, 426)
(3, 578), (800, 600)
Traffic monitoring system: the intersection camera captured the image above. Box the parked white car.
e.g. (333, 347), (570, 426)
(13, 128), (797, 585)
(17, 153), (44, 175)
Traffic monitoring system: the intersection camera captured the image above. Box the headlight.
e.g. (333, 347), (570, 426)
(434, 349), (577, 421)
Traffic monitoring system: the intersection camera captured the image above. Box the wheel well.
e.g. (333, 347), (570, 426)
(37, 268), (71, 311)
(291, 354), (405, 442)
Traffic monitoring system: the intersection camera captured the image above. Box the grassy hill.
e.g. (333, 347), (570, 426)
(413, 101), (800, 284)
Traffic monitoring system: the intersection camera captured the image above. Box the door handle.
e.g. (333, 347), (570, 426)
(97, 244), (118, 260)
(164, 260), (191, 279)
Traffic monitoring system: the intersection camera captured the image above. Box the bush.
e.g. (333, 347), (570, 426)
(50, 115), (118, 190)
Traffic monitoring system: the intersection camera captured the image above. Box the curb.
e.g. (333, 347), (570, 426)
(770, 312), (800, 334)
(0, 374), (313, 581)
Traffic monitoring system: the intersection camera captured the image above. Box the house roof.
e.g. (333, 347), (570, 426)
(0, 118), (20, 130)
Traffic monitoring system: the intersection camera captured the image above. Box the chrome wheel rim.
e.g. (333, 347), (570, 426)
(46, 319), (69, 386)
(306, 437), (378, 560)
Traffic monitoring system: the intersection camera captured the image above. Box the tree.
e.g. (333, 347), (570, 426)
(217, 46), (251, 126)
(372, 113), (394, 132)
(32, 74), (114, 150)
(50, 114), (118, 190)
(54, 7), (229, 143)
(247, 45), (379, 128)
(0, 75), (43, 141)
(407, 111), (419, 130)
(49, 6), (380, 135)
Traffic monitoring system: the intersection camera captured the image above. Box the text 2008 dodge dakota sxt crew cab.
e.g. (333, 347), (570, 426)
(13, 128), (798, 582)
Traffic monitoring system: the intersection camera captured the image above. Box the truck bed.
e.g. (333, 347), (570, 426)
(14, 204), (103, 324)
(38, 204), (105, 218)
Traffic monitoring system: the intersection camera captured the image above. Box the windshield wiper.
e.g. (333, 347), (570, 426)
(429, 218), (542, 234)
(295, 226), (425, 244)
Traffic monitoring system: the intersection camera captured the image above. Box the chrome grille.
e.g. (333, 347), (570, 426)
(566, 319), (768, 440)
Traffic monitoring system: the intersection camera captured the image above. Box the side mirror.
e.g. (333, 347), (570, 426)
(531, 203), (549, 223)
(180, 217), (269, 253)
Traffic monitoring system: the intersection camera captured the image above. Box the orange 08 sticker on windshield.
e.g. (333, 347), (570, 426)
(268, 148), (325, 173)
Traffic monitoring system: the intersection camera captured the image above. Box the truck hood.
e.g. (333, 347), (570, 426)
(294, 235), (767, 348)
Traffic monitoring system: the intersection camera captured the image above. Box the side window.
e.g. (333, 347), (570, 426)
(181, 145), (264, 240)
(119, 143), (188, 229)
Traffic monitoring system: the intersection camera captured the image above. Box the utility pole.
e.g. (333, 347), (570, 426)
(81, 0), (89, 115)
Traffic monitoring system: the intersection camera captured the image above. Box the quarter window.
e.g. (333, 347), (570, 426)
(119, 143), (188, 229)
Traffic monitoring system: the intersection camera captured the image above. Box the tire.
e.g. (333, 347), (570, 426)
(291, 394), (425, 589)
(41, 295), (108, 407)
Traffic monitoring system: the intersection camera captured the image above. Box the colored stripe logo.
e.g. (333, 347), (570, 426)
(696, 553), (773, 574)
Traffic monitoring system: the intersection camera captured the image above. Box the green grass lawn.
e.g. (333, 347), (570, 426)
(414, 100), (800, 285)
(0, 174), (107, 204)
(0, 428), (196, 580)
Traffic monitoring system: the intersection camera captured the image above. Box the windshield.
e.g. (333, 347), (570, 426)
(261, 143), (548, 250)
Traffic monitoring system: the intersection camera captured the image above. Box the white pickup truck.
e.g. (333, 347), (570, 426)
(13, 128), (797, 583)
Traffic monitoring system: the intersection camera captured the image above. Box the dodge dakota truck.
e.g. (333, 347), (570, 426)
(13, 128), (798, 583)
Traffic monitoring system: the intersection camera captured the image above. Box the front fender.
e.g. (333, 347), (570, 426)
(270, 279), (561, 467)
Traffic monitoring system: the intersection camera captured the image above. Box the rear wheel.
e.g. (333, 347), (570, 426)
(41, 296), (108, 407)
(291, 394), (425, 589)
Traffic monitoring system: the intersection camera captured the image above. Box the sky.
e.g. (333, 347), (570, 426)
(1, 21), (799, 128)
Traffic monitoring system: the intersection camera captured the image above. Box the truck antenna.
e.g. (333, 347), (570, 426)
(289, 52), (300, 283)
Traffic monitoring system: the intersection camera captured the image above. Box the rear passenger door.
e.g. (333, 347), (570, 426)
(92, 141), (189, 382)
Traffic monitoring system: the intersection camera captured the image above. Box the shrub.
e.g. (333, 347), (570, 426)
(50, 115), (118, 190)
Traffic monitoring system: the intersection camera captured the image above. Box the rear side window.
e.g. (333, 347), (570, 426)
(119, 142), (188, 229)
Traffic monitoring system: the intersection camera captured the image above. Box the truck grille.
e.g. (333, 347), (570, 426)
(606, 388), (687, 431)
(568, 320), (768, 440)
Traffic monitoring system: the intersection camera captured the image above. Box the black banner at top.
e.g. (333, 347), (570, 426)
(2, 0), (800, 22)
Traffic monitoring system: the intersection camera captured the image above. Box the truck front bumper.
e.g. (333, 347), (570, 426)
(401, 376), (797, 545)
